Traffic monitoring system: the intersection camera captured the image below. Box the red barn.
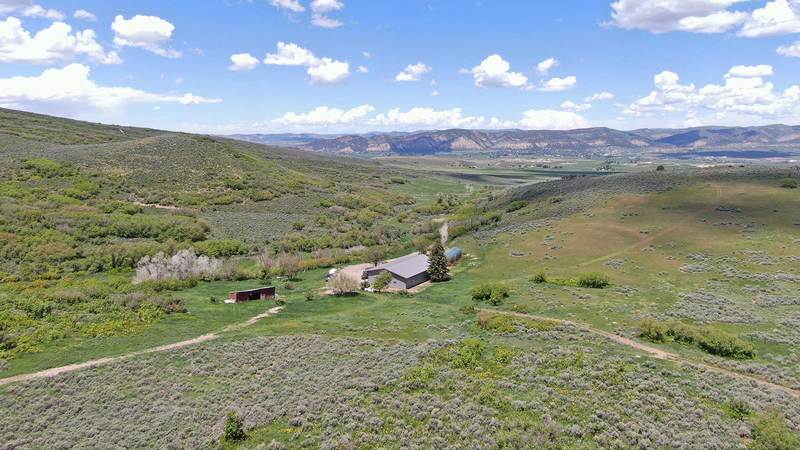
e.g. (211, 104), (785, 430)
(228, 286), (276, 303)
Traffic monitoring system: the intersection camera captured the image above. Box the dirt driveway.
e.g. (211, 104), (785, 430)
(0, 306), (283, 387)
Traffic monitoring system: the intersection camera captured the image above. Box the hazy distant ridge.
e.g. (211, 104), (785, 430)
(232, 125), (800, 155)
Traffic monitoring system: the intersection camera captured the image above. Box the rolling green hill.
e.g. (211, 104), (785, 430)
(1, 109), (799, 449)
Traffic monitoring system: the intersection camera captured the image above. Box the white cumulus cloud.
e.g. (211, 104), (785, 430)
(270, 0), (305, 13)
(370, 107), (485, 129)
(490, 109), (589, 130)
(395, 62), (430, 82)
(0, 17), (121, 65)
(0, 1), (64, 20)
(229, 53), (260, 71)
(264, 42), (349, 84)
(310, 0), (344, 28)
(469, 54), (528, 89)
(585, 91), (614, 102)
(540, 76), (577, 92)
(274, 104), (374, 126)
(112, 15), (181, 58)
(0, 63), (220, 114)
(738, 0), (800, 37)
(610, 0), (748, 34)
(777, 40), (800, 57)
(536, 57), (558, 75)
(73, 9), (96, 21)
(725, 64), (773, 78)
(561, 100), (591, 112)
(625, 65), (800, 121)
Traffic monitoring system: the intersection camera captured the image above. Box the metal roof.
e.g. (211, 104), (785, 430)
(230, 286), (275, 294)
(378, 252), (429, 279)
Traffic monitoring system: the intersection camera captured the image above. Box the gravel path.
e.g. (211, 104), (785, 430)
(481, 309), (800, 398)
(0, 306), (283, 387)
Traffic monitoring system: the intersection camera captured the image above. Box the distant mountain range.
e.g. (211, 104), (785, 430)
(229, 125), (800, 156)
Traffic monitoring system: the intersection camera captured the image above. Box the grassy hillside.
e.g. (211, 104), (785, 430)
(0, 109), (483, 363)
(0, 107), (163, 145)
(1, 109), (799, 448)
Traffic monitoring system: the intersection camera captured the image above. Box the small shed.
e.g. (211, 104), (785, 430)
(228, 286), (276, 303)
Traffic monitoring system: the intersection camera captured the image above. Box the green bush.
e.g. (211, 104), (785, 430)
(459, 304), (476, 315)
(221, 411), (247, 443)
(193, 240), (248, 257)
(779, 178), (798, 189)
(471, 283), (509, 305)
(452, 339), (484, 369)
(667, 322), (698, 344)
(638, 319), (667, 343)
(696, 329), (755, 359)
(477, 311), (517, 333)
(577, 272), (610, 289)
(749, 410), (800, 450)
(639, 319), (755, 359)
(372, 271), (393, 292)
(531, 271), (547, 284)
(506, 200), (527, 212)
(725, 398), (752, 420)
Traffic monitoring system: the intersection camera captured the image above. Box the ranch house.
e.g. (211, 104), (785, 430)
(363, 252), (430, 290)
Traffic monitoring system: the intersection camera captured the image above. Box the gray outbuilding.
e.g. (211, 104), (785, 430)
(363, 252), (430, 290)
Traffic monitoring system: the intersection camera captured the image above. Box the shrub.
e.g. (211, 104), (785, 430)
(471, 283), (509, 304)
(749, 410), (800, 450)
(477, 311), (516, 333)
(577, 272), (610, 289)
(638, 319), (667, 343)
(531, 271), (547, 284)
(779, 178), (798, 189)
(656, 165), (665, 171)
(725, 399), (752, 420)
(452, 339), (484, 369)
(221, 411), (247, 443)
(506, 200), (527, 212)
(137, 278), (198, 292)
(696, 329), (755, 359)
(305, 291), (316, 302)
(328, 274), (360, 296)
(133, 249), (221, 283)
(459, 304), (476, 315)
(193, 240), (248, 257)
(365, 246), (386, 267)
(372, 271), (393, 292)
(667, 322), (698, 344)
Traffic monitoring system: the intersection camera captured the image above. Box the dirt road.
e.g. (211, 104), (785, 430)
(480, 309), (800, 398)
(0, 306), (283, 387)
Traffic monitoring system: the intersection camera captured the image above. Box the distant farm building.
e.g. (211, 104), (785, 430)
(228, 286), (276, 303)
(363, 252), (430, 290)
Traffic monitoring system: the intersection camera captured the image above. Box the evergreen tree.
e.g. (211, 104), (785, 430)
(428, 244), (450, 282)
(221, 411), (247, 443)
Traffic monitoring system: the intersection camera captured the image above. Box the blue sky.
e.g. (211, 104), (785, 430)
(0, 0), (799, 133)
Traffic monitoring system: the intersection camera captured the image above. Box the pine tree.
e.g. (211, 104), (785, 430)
(428, 244), (450, 282)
